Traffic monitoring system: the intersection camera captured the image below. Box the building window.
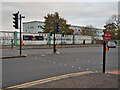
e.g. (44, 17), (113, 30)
(30, 27), (34, 28)
(38, 25), (41, 28)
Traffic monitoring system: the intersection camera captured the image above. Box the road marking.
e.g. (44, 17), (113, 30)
(64, 64), (67, 66)
(107, 71), (120, 75)
(4, 71), (94, 89)
(53, 62), (56, 64)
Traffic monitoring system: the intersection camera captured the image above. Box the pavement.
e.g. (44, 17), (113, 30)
(1, 44), (103, 50)
(5, 71), (119, 89)
(29, 72), (119, 88)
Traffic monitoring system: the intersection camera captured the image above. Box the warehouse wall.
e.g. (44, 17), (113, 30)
(0, 31), (92, 45)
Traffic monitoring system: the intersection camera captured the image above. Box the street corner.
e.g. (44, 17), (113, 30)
(4, 71), (94, 89)
(1, 54), (27, 59)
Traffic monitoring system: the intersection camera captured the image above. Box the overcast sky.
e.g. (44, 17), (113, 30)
(0, 0), (119, 31)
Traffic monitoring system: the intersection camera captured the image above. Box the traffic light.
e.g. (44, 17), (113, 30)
(56, 23), (59, 32)
(50, 31), (52, 36)
(13, 12), (19, 29)
(62, 31), (64, 37)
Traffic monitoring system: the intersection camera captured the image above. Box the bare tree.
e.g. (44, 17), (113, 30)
(104, 15), (120, 39)
(106, 15), (120, 30)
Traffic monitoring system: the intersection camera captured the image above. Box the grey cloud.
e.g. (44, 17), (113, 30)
(1, 2), (118, 30)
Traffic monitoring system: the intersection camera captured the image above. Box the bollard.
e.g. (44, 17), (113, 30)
(11, 39), (14, 49)
(83, 40), (85, 45)
(55, 44), (57, 53)
(21, 40), (23, 46)
(106, 47), (109, 51)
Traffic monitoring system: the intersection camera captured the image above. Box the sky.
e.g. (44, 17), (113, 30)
(0, 0), (119, 31)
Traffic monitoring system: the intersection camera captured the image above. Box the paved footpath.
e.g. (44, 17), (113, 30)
(28, 71), (120, 88)
(5, 71), (119, 89)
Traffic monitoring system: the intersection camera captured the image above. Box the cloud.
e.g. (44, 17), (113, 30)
(1, 2), (118, 31)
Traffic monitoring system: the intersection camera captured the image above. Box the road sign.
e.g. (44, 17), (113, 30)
(104, 33), (111, 40)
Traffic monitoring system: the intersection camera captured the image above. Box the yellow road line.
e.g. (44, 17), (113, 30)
(5, 71), (93, 89)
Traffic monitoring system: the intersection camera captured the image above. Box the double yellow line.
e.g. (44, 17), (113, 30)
(3, 71), (93, 89)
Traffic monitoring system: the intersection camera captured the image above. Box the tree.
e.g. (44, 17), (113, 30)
(81, 25), (95, 36)
(104, 15), (120, 40)
(106, 15), (120, 30)
(41, 12), (74, 35)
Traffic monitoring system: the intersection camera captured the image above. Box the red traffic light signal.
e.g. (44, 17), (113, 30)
(13, 12), (19, 29)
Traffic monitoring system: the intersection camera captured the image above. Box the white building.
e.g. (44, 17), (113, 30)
(23, 21), (104, 40)
(69, 25), (83, 35)
(23, 21), (44, 33)
(23, 21), (84, 35)
(94, 29), (104, 40)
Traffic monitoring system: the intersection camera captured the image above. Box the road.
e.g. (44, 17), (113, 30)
(2, 46), (119, 88)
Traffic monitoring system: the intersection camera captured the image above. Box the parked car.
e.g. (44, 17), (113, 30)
(107, 41), (116, 48)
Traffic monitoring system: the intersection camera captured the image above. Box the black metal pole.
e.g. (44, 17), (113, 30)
(20, 14), (22, 55)
(11, 39), (13, 49)
(61, 35), (62, 48)
(49, 37), (51, 48)
(103, 41), (106, 73)
(53, 22), (56, 53)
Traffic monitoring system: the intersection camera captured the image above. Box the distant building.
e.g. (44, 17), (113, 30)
(94, 29), (104, 40)
(23, 21), (104, 40)
(69, 25), (83, 35)
(23, 21), (44, 33)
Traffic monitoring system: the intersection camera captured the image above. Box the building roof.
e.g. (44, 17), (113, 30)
(23, 21), (44, 24)
(70, 25), (84, 28)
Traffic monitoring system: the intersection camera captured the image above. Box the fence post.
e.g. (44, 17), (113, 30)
(73, 34), (75, 44)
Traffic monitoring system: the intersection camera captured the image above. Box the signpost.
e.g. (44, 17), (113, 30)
(104, 33), (111, 40)
(103, 41), (106, 73)
(102, 33), (111, 73)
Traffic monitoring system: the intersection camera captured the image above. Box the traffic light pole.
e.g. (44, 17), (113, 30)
(103, 41), (106, 73)
(20, 14), (22, 55)
(61, 35), (62, 48)
(53, 22), (56, 53)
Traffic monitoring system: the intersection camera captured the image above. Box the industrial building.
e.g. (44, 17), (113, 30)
(23, 21), (104, 40)
(23, 21), (44, 33)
